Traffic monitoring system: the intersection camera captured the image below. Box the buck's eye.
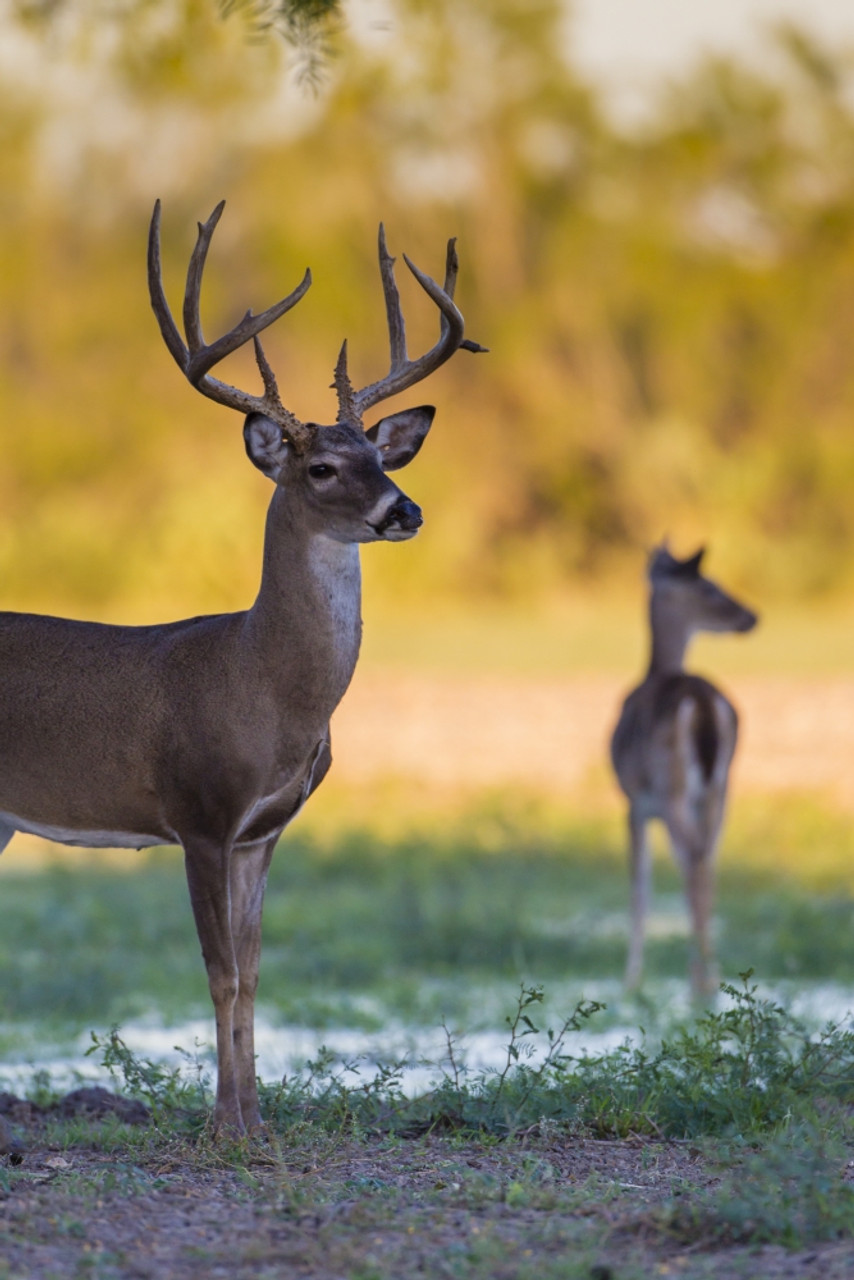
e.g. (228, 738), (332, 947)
(308, 463), (335, 479)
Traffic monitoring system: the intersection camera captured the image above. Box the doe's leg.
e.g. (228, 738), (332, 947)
(666, 799), (720, 1003)
(625, 806), (651, 991)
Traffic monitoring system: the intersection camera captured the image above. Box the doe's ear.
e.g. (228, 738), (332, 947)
(682, 547), (706, 576)
(244, 413), (291, 481)
(365, 405), (435, 472)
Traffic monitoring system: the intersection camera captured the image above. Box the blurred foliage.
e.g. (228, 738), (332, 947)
(0, 0), (853, 619)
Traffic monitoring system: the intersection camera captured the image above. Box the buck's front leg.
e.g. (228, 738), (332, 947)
(230, 836), (278, 1132)
(183, 838), (243, 1134)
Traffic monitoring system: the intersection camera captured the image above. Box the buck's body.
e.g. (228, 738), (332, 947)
(0, 501), (359, 853)
(610, 546), (756, 1000)
(0, 609), (336, 851)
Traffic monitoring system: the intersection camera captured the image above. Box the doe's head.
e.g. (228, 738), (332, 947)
(648, 543), (759, 636)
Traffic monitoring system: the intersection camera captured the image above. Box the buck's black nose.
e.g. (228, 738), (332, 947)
(375, 498), (423, 534)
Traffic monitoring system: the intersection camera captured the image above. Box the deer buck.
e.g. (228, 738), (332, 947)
(0, 202), (484, 1133)
(610, 544), (758, 1001)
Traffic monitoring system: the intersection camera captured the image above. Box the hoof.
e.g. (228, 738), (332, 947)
(210, 1111), (247, 1140)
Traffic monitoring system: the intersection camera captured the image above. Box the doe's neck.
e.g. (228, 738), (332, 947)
(646, 590), (692, 677)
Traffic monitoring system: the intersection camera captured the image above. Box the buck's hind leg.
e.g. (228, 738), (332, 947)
(229, 834), (278, 1133)
(0, 820), (16, 857)
(625, 806), (651, 991)
(182, 836), (243, 1134)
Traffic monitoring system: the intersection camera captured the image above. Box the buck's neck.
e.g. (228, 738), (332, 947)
(245, 486), (363, 703)
(646, 589), (691, 677)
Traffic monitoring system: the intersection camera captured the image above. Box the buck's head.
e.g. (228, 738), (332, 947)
(648, 544), (759, 637)
(242, 407), (434, 544)
(148, 203), (485, 546)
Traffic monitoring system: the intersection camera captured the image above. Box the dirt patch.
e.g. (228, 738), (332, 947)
(3, 1114), (854, 1279)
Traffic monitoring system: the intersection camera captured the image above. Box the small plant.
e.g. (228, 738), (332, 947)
(72, 974), (854, 1154)
(87, 1027), (211, 1126)
(545, 972), (854, 1140)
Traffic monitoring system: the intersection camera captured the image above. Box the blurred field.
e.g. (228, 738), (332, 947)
(3, 4), (854, 622)
(332, 667), (854, 810)
(324, 599), (854, 815)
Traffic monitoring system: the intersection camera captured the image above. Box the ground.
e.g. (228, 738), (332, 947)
(3, 1103), (854, 1280)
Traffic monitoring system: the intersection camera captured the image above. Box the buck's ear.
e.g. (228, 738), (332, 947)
(365, 405), (435, 472)
(244, 413), (291, 481)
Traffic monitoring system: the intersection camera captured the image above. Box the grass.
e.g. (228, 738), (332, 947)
(2, 975), (836, 1154)
(1, 788), (853, 1037)
(660, 1121), (854, 1249)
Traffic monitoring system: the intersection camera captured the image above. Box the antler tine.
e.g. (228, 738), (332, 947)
(183, 200), (226, 355)
(439, 237), (488, 355)
(252, 335), (279, 402)
(148, 200), (313, 447)
(437, 237), (459, 346)
(378, 223), (407, 372)
(346, 228), (487, 421)
(183, 214), (312, 387)
(148, 198), (190, 374)
(332, 340), (358, 425)
(442, 237), (459, 300)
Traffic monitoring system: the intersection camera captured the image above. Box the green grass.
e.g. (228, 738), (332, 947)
(79, 976), (854, 1145)
(661, 1121), (854, 1249)
(0, 791), (853, 1039)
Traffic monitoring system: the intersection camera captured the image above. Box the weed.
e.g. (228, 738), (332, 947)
(86, 1027), (209, 1129)
(25, 1067), (64, 1109)
(80, 975), (854, 1148)
(534, 972), (854, 1140)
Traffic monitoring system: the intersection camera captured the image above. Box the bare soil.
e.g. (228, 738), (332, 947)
(2, 1105), (854, 1280)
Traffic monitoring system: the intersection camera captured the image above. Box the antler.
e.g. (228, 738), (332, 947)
(334, 224), (487, 426)
(148, 199), (314, 450)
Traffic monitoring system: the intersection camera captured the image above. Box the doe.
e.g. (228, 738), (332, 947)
(610, 544), (758, 1000)
(0, 203), (484, 1133)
